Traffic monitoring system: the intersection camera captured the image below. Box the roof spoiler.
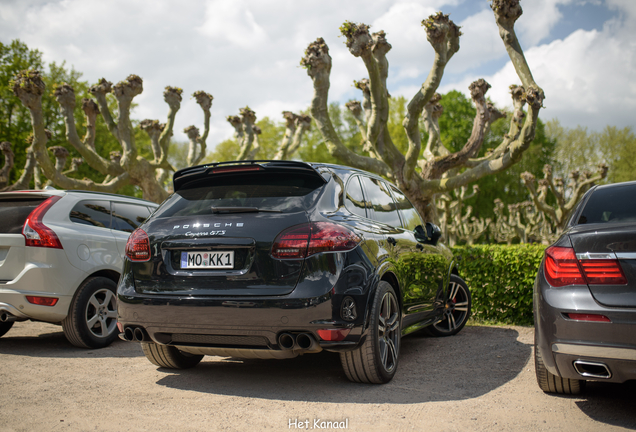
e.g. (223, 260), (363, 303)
(172, 160), (325, 192)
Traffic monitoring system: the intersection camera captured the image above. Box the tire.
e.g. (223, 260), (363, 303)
(340, 281), (400, 384)
(141, 342), (204, 369)
(0, 321), (14, 338)
(62, 276), (119, 349)
(534, 335), (585, 395)
(428, 274), (471, 337)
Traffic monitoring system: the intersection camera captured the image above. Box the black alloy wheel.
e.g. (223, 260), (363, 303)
(429, 274), (471, 337)
(340, 281), (401, 384)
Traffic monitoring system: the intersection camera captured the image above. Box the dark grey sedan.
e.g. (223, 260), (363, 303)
(534, 181), (636, 394)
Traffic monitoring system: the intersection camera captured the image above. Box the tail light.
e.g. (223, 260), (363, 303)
(578, 259), (627, 285)
(544, 246), (627, 287)
(125, 229), (151, 262)
(22, 196), (63, 249)
(271, 222), (361, 259)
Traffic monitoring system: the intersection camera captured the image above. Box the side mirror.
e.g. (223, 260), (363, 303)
(414, 223), (441, 245)
(426, 222), (442, 245)
(414, 225), (427, 242)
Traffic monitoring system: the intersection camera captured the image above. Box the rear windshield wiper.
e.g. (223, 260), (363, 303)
(210, 206), (282, 214)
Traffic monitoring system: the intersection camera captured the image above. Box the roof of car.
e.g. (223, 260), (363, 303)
(0, 189), (158, 206)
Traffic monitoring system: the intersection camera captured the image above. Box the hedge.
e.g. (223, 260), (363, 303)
(451, 244), (547, 326)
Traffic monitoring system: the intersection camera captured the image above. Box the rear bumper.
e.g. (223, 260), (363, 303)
(0, 257), (84, 323)
(534, 266), (636, 383)
(117, 292), (365, 352)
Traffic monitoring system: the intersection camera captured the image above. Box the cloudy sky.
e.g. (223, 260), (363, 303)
(1, 0), (634, 147)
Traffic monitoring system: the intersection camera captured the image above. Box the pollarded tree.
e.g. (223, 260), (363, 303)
(12, 71), (212, 202)
(301, 0), (544, 223)
(521, 163), (608, 231)
(219, 108), (311, 161)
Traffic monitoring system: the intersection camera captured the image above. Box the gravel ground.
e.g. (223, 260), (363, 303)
(0, 321), (634, 432)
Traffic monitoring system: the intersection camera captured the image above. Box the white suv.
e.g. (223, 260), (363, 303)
(0, 189), (158, 348)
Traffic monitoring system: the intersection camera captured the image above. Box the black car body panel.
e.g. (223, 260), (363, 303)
(534, 181), (636, 387)
(117, 161), (461, 380)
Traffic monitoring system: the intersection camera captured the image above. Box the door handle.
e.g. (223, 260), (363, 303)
(387, 237), (396, 246)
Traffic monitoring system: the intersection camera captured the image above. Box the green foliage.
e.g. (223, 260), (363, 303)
(0, 39), (154, 197)
(1, 40), (44, 183)
(452, 244), (546, 326)
(205, 116), (287, 163)
(437, 91), (556, 225)
(548, 119), (636, 184)
(298, 103), (362, 164)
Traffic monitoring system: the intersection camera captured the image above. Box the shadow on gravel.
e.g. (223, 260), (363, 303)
(0, 327), (142, 359)
(574, 380), (636, 430)
(155, 326), (531, 404)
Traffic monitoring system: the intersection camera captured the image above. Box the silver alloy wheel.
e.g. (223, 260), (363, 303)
(378, 291), (400, 373)
(85, 288), (117, 338)
(434, 280), (469, 333)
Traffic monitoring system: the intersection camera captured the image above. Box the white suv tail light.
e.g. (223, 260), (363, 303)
(22, 196), (63, 249)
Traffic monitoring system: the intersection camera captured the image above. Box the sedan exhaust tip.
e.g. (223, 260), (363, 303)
(573, 360), (612, 379)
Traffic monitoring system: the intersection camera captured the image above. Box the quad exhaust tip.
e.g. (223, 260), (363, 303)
(573, 360), (612, 379)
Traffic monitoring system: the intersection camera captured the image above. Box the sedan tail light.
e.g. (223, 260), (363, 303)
(544, 246), (627, 287)
(578, 259), (627, 285)
(125, 229), (151, 262)
(22, 196), (63, 249)
(271, 222), (361, 259)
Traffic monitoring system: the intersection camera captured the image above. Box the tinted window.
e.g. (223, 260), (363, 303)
(112, 202), (151, 233)
(360, 176), (402, 227)
(0, 198), (47, 234)
(154, 172), (324, 218)
(390, 186), (423, 230)
(345, 176), (367, 218)
(70, 200), (111, 228)
(578, 184), (636, 224)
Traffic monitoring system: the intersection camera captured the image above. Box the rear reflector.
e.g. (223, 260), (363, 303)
(125, 228), (151, 262)
(566, 313), (611, 322)
(26, 296), (58, 306)
(22, 196), (63, 249)
(271, 222), (361, 259)
(316, 329), (351, 341)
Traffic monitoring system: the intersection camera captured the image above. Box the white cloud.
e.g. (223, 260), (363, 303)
(440, 14), (636, 130)
(447, 8), (504, 74)
(0, 0), (632, 151)
(196, 0), (268, 49)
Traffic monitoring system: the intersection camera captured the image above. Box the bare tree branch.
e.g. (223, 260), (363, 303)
(301, 38), (391, 176)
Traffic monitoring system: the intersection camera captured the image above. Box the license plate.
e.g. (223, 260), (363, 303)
(180, 251), (234, 269)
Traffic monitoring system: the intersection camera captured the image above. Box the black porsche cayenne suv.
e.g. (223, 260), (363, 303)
(117, 161), (471, 383)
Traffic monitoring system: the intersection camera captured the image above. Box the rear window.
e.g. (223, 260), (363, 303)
(154, 172), (324, 218)
(0, 198), (47, 234)
(578, 184), (636, 224)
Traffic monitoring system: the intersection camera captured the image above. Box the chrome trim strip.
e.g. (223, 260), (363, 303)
(576, 252), (617, 260)
(552, 343), (636, 361)
(615, 252), (636, 259)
